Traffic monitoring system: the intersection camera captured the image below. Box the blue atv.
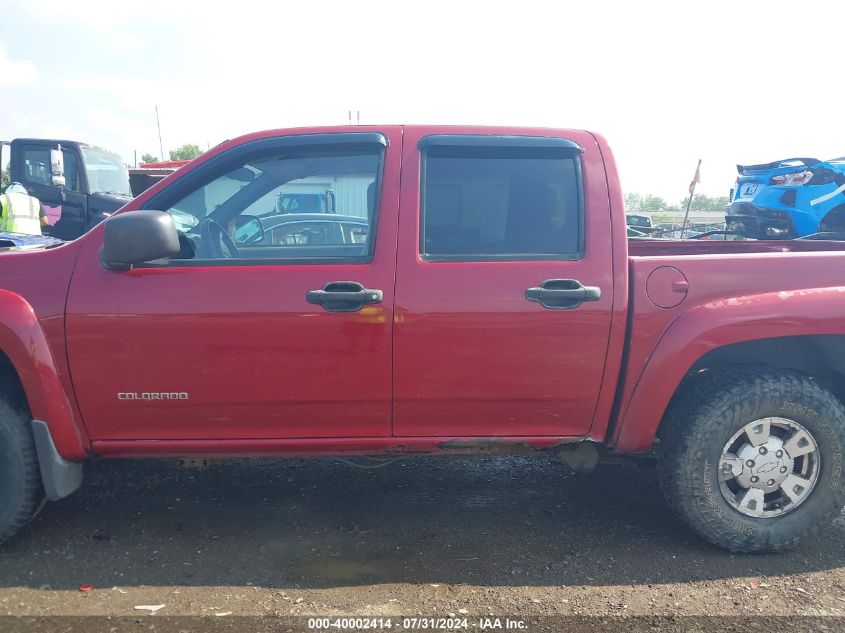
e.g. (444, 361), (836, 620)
(729, 157), (845, 239)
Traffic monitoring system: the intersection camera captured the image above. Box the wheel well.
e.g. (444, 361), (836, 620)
(0, 351), (28, 413)
(819, 205), (845, 231)
(671, 335), (845, 410)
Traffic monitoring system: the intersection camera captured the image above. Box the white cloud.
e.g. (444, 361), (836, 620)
(23, 0), (193, 27)
(105, 32), (144, 52)
(6, 0), (845, 199)
(0, 45), (38, 86)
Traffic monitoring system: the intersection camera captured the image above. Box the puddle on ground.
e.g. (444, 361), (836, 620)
(293, 556), (410, 583)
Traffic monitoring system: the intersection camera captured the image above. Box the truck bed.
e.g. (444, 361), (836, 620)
(614, 236), (845, 453)
(628, 237), (845, 257)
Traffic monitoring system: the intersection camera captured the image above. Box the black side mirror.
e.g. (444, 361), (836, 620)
(101, 210), (180, 271)
(38, 187), (66, 205)
(232, 215), (265, 244)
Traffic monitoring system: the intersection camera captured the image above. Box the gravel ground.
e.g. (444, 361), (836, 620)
(1, 455), (844, 626)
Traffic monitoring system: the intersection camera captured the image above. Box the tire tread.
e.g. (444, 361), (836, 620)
(657, 367), (845, 553)
(0, 400), (43, 545)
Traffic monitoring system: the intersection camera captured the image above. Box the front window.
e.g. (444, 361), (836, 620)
(21, 149), (51, 186)
(158, 146), (383, 262)
(20, 147), (85, 194)
(80, 147), (132, 197)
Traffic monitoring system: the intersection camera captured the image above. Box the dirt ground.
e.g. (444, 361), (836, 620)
(1, 455), (845, 626)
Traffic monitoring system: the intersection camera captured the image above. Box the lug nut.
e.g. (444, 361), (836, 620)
(750, 476), (759, 483)
(780, 466), (788, 474)
(759, 447), (768, 455)
(767, 479), (775, 486)
(776, 450), (783, 458)
(746, 460), (755, 467)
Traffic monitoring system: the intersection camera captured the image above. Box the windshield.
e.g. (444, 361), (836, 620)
(80, 147), (132, 197)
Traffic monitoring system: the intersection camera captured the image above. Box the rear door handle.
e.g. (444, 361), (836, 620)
(525, 279), (601, 310)
(306, 281), (383, 312)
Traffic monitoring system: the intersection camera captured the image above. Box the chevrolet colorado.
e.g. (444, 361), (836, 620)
(1, 125), (845, 553)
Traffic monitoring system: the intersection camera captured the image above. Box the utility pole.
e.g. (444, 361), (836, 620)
(155, 105), (165, 161)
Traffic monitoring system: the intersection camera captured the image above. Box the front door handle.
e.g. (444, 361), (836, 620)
(306, 281), (383, 312)
(525, 279), (601, 310)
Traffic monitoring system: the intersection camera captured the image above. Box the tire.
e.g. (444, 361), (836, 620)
(0, 399), (43, 545)
(657, 368), (845, 553)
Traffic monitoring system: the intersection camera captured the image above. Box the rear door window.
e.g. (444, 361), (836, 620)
(421, 142), (583, 261)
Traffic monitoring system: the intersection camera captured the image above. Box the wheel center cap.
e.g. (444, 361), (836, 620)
(735, 437), (793, 492)
(754, 459), (779, 475)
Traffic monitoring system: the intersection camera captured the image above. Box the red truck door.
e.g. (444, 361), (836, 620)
(65, 128), (401, 441)
(393, 128), (614, 437)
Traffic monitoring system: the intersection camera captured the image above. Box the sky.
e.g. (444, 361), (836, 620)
(1, 0), (843, 202)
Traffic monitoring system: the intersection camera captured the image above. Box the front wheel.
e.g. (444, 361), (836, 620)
(0, 399), (43, 545)
(658, 369), (845, 553)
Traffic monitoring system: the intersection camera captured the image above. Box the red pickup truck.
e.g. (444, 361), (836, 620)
(2, 125), (844, 553)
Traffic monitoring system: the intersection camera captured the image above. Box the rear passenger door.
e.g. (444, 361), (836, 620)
(393, 129), (614, 437)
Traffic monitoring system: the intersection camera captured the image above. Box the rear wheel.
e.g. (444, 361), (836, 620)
(0, 399), (42, 545)
(658, 369), (845, 553)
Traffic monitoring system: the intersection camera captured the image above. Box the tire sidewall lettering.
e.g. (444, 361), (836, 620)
(782, 401), (842, 490)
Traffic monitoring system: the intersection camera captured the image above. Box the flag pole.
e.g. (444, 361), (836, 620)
(155, 105), (165, 162)
(681, 159), (702, 238)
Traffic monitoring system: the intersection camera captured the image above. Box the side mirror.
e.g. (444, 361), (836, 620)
(101, 210), (180, 271)
(50, 147), (65, 187)
(38, 187), (66, 205)
(232, 215), (265, 244)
